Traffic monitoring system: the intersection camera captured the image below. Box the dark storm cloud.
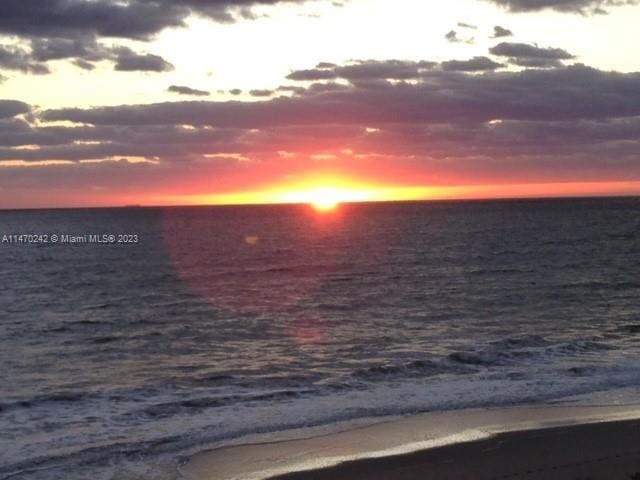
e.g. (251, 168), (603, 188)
(168, 85), (210, 96)
(484, 0), (638, 13)
(0, 45), (49, 74)
(0, 100), (30, 119)
(0, 0), (345, 41)
(492, 26), (513, 37)
(113, 48), (174, 72)
(441, 56), (503, 71)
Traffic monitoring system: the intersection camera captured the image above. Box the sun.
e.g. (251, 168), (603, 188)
(307, 188), (341, 211)
(279, 184), (376, 211)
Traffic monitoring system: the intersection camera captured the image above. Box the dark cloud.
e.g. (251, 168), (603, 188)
(492, 25), (513, 37)
(0, 37), (173, 74)
(490, 42), (574, 59)
(484, 0), (638, 14)
(0, 100), (30, 119)
(41, 66), (640, 131)
(4, 62), (640, 200)
(277, 85), (307, 95)
(168, 85), (210, 96)
(315, 62), (337, 69)
(249, 89), (274, 97)
(444, 30), (474, 44)
(0, 0), (186, 41)
(287, 60), (437, 82)
(27, 36), (117, 71)
(229, 89), (243, 95)
(287, 68), (338, 81)
(509, 57), (565, 68)
(72, 58), (96, 70)
(457, 22), (478, 29)
(0, 45), (49, 74)
(445, 30), (459, 42)
(490, 42), (575, 68)
(441, 56), (503, 71)
(113, 48), (174, 72)
(0, 0), (345, 42)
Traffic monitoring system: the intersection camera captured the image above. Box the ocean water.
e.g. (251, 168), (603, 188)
(2, 198), (640, 480)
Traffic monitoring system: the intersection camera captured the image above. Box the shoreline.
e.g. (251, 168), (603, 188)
(182, 402), (640, 480)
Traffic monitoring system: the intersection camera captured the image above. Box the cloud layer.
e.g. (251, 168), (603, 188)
(2, 62), (639, 206)
(485, 0), (638, 13)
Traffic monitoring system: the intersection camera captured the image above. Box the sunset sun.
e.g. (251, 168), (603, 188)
(275, 183), (379, 210)
(307, 188), (342, 211)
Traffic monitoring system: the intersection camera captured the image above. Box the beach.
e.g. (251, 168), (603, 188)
(268, 420), (640, 480)
(183, 403), (640, 480)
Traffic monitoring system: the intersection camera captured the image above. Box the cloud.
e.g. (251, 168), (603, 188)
(492, 25), (513, 37)
(72, 58), (96, 70)
(249, 89), (274, 97)
(445, 29), (474, 44)
(5, 61), (640, 207)
(441, 56), (503, 71)
(0, 37), (173, 75)
(484, 0), (638, 14)
(287, 60), (437, 82)
(287, 68), (338, 81)
(490, 42), (574, 59)
(0, 0), (346, 42)
(490, 42), (575, 67)
(42, 65), (640, 129)
(113, 48), (174, 72)
(0, 0), (186, 41)
(0, 100), (30, 119)
(168, 85), (210, 96)
(29, 36), (109, 62)
(445, 30), (460, 42)
(0, 45), (49, 74)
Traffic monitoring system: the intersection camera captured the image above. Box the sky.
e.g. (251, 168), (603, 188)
(1, 0), (640, 209)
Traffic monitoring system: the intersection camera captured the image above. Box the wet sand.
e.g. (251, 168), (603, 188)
(268, 419), (640, 480)
(183, 404), (640, 480)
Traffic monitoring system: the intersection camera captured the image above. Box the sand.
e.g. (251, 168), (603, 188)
(269, 419), (640, 480)
(182, 404), (640, 480)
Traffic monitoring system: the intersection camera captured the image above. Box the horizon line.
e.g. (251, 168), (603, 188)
(1, 192), (639, 213)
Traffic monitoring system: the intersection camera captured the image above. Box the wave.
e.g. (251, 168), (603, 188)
(130, 389), (316, 420)
(353, 358), (468, 381)
(0, 391), (90, 413)
(448, 335), (614, 367)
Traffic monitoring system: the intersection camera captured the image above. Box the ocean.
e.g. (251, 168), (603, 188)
(2, 198), (640, 480)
